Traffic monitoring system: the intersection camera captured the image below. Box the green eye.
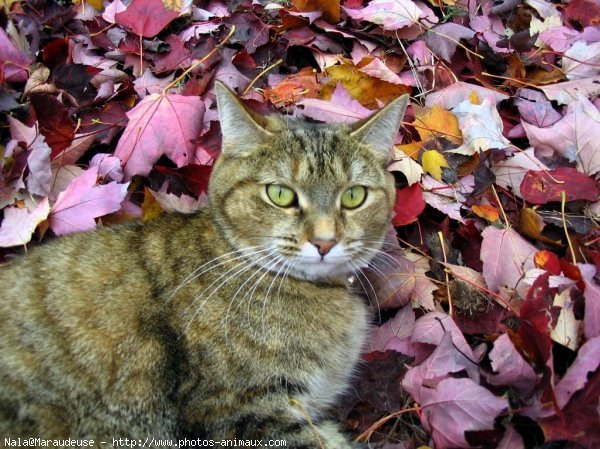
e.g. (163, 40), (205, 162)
(266, 184), (297, 207)
(341, 186), (367, 209)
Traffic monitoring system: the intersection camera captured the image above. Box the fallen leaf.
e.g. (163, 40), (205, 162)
(554, 335), (600, 408)
(480, 226), (537, 295)
(580, 264), (600, 339)
(520, 168), (599, 204)
(0, 198), (50, 247)
(472, 204), (499, 222)
(540, 77), (600, 105)
(449, 97), (511, 155)
(424, 23), (476, 62)
(389, 148), (424, 185)
(263, 68), (319, 106)
(114, 93), (205, 179)
(519, 208), (560, 244)
(421, 150), (449, 181)
(412, 105), (462, 145)
(343, 0), (424, 30)
(534, 249), (562, 275)
(419, 377), (508, 449)
(293, 0), (340, 23)
(326, 61), (410, 109)
(115, 0), (179, 38)
(29, 93), (75, 156)
(0, 25), (32, 83)
(489, 332), (538, 395)
(298, 83), (371, 123)
(550, 288), (580, 351)
(392, 184), (425, 226)
(49, 166), (128, 236)
(562, 41), (600, 81)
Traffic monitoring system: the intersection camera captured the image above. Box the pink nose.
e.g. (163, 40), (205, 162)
(312, 239), (336, 256)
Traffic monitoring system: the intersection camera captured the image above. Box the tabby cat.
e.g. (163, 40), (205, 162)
(0, 83), (408, 447)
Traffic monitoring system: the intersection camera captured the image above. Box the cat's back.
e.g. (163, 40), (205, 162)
(0, 211), (215, 438)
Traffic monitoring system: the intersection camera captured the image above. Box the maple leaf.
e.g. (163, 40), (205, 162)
(424, 23), (476, 62)
(520, 168), (599, 204)
(487, 333), (538, 395)
(480, 226), (537, 295)
(114, 93), (206, 179)
(343, 0), (424, 30)
(388, 148), (423, 186)
(540, 77), (600, 105)
(562, 41), (600, 80)
(494, 148), (550, 198)
(419, 377), (508, 449)
(0, 26), (32, 83)
(115, 0), (179, 38)
(25, 138), (52, 197)
(449, 97), (511, 155)
(298, 83), (371, 123)
(421, 150), (449, 181)
(49, 166), (128, 236)
(522, 94), (600, 175)
(29, 93), (75, 155)
(424, 82), (509, 109)
(0, 198), (50, 248)
(580, 264), (600, 339)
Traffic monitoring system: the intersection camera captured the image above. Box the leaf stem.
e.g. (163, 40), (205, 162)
(561, 190), (577, 265)
(162, 25), (237, 95)
(242, 59), (283, 95)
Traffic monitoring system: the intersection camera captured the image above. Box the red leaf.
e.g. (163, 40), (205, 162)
(155, 164), (212, 197)
(534, 250), (561, 275)
(541, 369), (600, 449)
(392, 184), (425, 226)
(520, 168), (599, 204)
(29, 93), (75, 155)
(115, 0), (179, 38)
(515, 272), (553, 367)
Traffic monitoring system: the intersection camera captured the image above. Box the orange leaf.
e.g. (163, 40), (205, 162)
(472, 204), (500, 222)
(413, 105), (462, 145)
(293, 0), (340, 23)
(263, 67), (320, 106)
(326, 61), (410, 109)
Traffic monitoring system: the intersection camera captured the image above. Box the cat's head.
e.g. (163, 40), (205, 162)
(210, 82), (408, 281)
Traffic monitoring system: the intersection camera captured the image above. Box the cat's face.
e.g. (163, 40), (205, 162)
(210, 84), (408, 281)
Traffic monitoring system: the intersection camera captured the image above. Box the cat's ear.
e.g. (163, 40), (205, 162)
(350, 94), (409, 162)
(215, 81), (272, 154)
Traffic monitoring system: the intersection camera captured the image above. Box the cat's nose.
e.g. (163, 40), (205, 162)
(312, 239), (337, 256)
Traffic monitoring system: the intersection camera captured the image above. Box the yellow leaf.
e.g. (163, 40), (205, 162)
(413, 105), (462, 145)
(519, 208), (560, 244)
(396, 141), (423, 159)
(162, 0), (186, 12)
(326, 61), (410, 109)
(72, 0), (104, 9)
(469, 91), (481, 105)
(0, 0), (18, 11)
(472, 204), (500, 222)
(142, 187), (164, 221)
(421, 149), (449, 181)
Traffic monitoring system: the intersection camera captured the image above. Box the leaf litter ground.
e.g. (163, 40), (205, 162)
(0, 0), (599, 448)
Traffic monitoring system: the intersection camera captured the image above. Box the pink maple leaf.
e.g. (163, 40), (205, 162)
(115, 0), (179, 38)
(480, 226), (537, 296)
(0, 27), (32, 83)
(555, 336), (600, 409)
(298, 83), (371, 123)
(487, 333), (538, 395)
(49, 166), (128, 236)
(114, 93), (206, 179)
(343, 0), (424, 31)
(0, 198), (50, 248)
(420, 377), (508, 449)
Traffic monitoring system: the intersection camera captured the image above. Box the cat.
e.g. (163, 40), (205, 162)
(0, 82), (408, 448)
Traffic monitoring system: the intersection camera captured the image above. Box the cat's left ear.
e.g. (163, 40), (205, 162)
(350, 94), (409, 162)
(215, 81), (272, 155)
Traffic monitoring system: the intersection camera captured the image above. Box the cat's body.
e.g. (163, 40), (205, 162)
(0, 84), (408, 447)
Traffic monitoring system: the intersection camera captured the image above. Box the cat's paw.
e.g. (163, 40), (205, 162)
(316, 421), (356, 449)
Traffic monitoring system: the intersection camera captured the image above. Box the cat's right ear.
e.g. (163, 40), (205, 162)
(215, 82), (272, 155)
